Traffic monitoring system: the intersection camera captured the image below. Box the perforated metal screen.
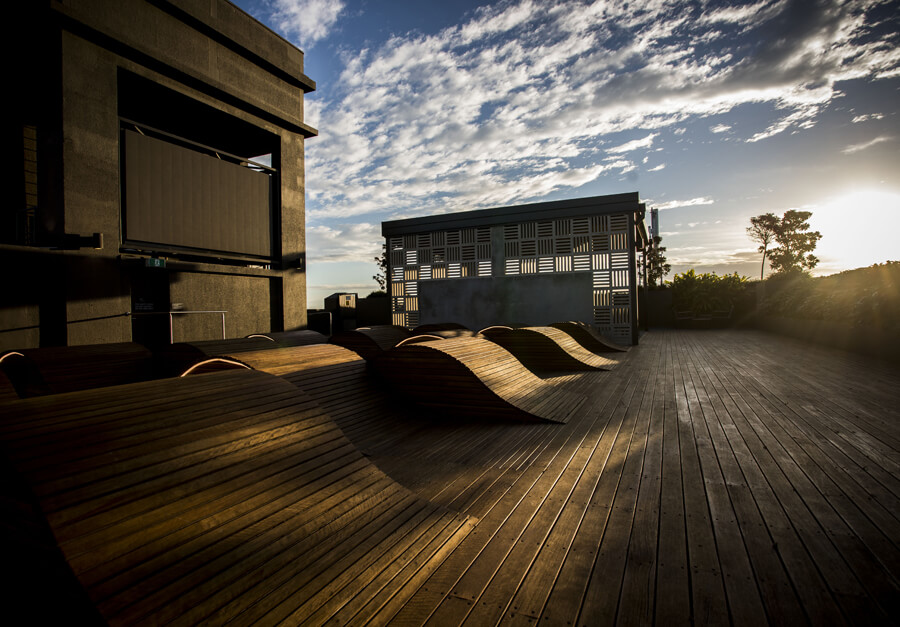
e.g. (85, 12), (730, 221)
(388, 213), (633, 344)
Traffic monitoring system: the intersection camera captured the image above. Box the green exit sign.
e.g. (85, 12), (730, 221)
(145, 257), (166, 268)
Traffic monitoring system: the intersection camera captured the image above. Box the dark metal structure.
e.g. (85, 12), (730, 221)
(382, 193), (648, 344)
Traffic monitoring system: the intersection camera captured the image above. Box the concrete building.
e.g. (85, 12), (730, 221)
(2, 0), (316, 350)
(382, 193), (648, 345)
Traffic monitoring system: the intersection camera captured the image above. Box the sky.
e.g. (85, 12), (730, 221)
(231, 0), (900, 307)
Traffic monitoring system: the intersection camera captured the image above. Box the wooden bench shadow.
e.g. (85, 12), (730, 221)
(481, 326), (618, 374)
(0, 369), (474, 625)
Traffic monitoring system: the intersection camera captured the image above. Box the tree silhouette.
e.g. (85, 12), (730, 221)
(646, 235), (671, 288)
(746, 212), (779, 280)
(372, 243), (387, 291)
(768, 209), (822, 274)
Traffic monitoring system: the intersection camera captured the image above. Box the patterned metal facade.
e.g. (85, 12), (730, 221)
(387, 212), (636, 345)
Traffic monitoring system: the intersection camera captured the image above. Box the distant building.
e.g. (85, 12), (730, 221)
(382, 193), (648, 344)
(324, 292), (358, 333)
(325, 293), (358, 310)
(2, 0), (316, 350)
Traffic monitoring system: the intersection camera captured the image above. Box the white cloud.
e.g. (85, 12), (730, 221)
(648, 163), (666, 172)
(270, 0), (345, 48)
(654, 197), (715, 210)
(842, 135), (893, 154)
(303, 0), (899, 222)
(305, 222), (381, 263)
(851, 113), (884, 123)
(608, 133), (659, 154)
(710, 124), (731, 133)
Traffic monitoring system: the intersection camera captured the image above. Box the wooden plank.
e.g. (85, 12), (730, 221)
(654, 331), (691, 626)
(0, 368), (476, 626)
(671, 332), (730, 625)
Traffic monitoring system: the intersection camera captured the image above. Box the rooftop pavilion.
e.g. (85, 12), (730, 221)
(382, 193), (649, 345)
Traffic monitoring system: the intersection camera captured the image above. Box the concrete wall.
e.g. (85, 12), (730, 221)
(418, 273), (593, 330)
(1, 0), (313, 349)
(169, 272), (272, 341)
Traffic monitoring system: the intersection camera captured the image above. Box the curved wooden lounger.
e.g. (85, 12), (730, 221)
(549, 321), (630, 353)
(480, 326), (617, 373)
(0, 343), (153, 398)
(330, 326), (412, 361)
(395, 334), (446, 347)
(179, 344), (361, 378)
(378, 337), (586, 423)
(177, 344), (406, 448)
(412, 322), (469, 333)
(157, 332), (327, 377)
(245, 330), (328, 346)
(424, 328), (479, 339)
(0, 369), (474, 625)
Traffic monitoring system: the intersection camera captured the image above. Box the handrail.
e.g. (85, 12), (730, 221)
(131, 310), (227, 343)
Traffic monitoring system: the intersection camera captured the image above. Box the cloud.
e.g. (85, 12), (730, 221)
(851, 113), (884, 123)
(269, 0), (345, 48)
(654, 197), (715, 210)
(305, 222), (381, 263)
(842, 135), (893, 154)
(648, 163), (666, 172)
(308, 282), (376, 291)
(304, 0), (899, 221)
(710, 124), (731, 133)
(608, 133), (658, 153)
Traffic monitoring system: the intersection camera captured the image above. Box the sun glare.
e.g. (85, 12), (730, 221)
(810, 189), (900, 274)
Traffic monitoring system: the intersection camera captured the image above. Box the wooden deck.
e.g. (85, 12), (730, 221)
(329, 329), (900, 625)
(2, 328), (898, 625)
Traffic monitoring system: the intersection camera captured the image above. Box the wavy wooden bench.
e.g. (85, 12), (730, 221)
(377, 337), (586, 423)
(0, 343), (153, 398)
(330, 326), (413, 361)
(0, 369), (474, 625)
(157, 331), (327, 377)
(480, 326), (617, 373)
(180, 344), (364, 379)
(549, 321), (630, 352)
(412, 322), (469, 333)
(245, 330), (329, 346)
(176, 344), (419, 455)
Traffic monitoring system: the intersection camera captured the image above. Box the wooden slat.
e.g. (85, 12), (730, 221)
(330, 326), (412, 361)
(378, 337), (587, 423)
(0, 343), (152, 397)
(157, 331), (326, 377)
(3, 328), (897, 625)
(550, 320), (631, 352)
(0, 369), (474, 625)
(381, 329), (899, 625)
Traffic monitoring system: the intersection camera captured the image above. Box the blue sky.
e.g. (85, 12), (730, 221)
(232, 0), (900, 307)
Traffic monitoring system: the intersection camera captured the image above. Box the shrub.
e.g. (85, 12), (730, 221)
(669, 270), (750, 314)
(760, 261), (900, 330)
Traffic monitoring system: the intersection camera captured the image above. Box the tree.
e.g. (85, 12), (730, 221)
(768, 209), (822, 275)
(372, 244), (387, 291)
(746, 212), (779, 280)
(646, 235), (671, 288)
